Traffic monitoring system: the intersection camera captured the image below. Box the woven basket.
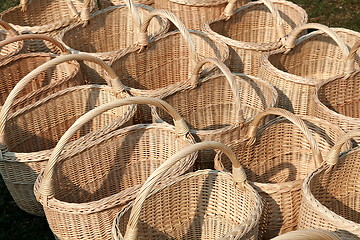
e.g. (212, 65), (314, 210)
(204, 0), (307, 76)
(113, 141), (263, 240)
(101, 0), (153, 6)
(0, 54), (135, 216)
(158, 57), (277, 169)
(0, 19), (23, 60)
(271, 229), (341, 240)
(258, 23), (360, 115)
(298, 130), (360, 239)
(34, 97), (197, 240)
(57, 0), (168, 83)
(0, 34), (85, 111)
(153, 0), (249, 30)
(214, 108), (351, 239)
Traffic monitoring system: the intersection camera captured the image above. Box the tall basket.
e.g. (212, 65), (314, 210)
(113, 141), (263, 240)
(0, 54), (135, 216)
(298, 130), (360, 239)
(0, 19), (23, 60)
(214, 108), (351, 239)
(34, 97), (197, 240)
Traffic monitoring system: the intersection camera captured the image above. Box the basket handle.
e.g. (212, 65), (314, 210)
(224, 0), (286, 39)
(284, 23), (350, 58)
(270, 229), (341, 240)
(242, 108), (323, 167)
(0, 53), (128, 141)
(122, 141), (248, 240)
(138, 9), (198, 63)
(36, 96), (191, 199)
(0, 19), (18, 37)
(0, 34), (70, 54)
(344, 41), (360, 74)
(190, 57), (245, 123)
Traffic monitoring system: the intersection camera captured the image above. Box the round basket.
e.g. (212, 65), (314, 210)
(113, 141), (263, 240)
(204, 0), (307, 76)
(259, 23), (360, 115)
(271, 229), (341, 240)
(214, 108), (351, 239)
(34, 97), (197, 240)
(298, 130), (360, 239)
(0, 54), (135, 216)
(0, 19), (23, 60)
(158, 58), (277, 169)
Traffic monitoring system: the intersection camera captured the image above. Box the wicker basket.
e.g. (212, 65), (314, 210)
(258, 23), (360, 115)
(34, 97), (197, 240)
(214, 108), (351, 239)
(153, 0), (249, 30)
(204, 0), (307, 76)
(0, 34), (85, 111)
(158, 57), (277, 169)
(0, 54), (135, 216)
(271, 229), (341, 240)
(113, 141), (263, 240)
(57, 0), (168, 83)
(298, 130), (360, 239)
(0, 19), (23, 60)
(101, 0), (153, 6)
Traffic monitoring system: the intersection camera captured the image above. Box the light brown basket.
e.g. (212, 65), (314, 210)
(259, 23), (360, 115)
(34, 97), (197, 240)
(57, 0), (168, 83)
(158, 57), (278, 169)
(0, 34), (85, 111)
(153, 0), (249, 30)
(214, 108), (351, 239)
(101, 0), (154, 6)
(113, 141), (263, 240)
(0, 19), (23, 60)
(0, 54), (135, 216)
(271, 229), (341, 240)
(298, 130), (360, 239)
(204, 0), (307, 76)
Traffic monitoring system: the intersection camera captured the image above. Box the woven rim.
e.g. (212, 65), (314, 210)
(271, 229), (341, 240)
(167, 0), (228, 6)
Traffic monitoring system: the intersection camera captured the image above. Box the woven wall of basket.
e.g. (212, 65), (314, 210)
(0, 19), (23, 60)
(214, 108), (352, 239)
(204, 0), (307, 76)
(34, 97), (197, 240)
(0, 54), (135, 216)
(113, 141), (263, 240)
(298, 130), (360, 239)
(258, 23), (360, 116)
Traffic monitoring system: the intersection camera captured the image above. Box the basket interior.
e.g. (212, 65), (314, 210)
(0, 31), (20, 58)
(117, 171), (256, 239)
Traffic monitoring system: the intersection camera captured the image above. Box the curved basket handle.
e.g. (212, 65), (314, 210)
(0, 53), (127, 141)
(138, 9), (198, 63)
(124, 0), (142, 34)
(0, 34), (70, 54)
(190, 57), (245, 123)
(345, 41), (360, 74)
(0, 19), (19, 37)
(271, 229), (341, 240)
(36, 97), (191, 199)
(284, 23), (350, 58)
(224, 0), (286, 39)
(243, 108), (323, 167)
(122, 141), (248, 240)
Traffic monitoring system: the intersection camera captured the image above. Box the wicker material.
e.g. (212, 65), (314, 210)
(271, 229), (341, 240)
(158, 58), (277, 169)
(101, 0), (154, 6)
(214, 108), (351, 239)
(57, 0), (168, 83)
(153, 0), (249, 30)
(298, 130), (360, 239)
(204, 0), (307, 76)
(0, 54), (135, 216)
(259, 24), (360, 115)
(113, 141), (263, 240)
(34, 97), (197, 240)
(0, 19), (23, 60)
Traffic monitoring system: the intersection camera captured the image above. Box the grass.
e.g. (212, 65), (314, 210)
(0, 0), (359, 239)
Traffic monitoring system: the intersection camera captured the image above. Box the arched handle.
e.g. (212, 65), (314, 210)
(190, 57), (245, 123)
(224, 0), (286, 39)
(138, 9), (198, 63)
(243, 108), (323, 167)
(0, 19), (19, 37)
(284, 23), (350, 58)
(122, 141), (248, 240)
(0, 34), (70, 54)
(271, 229), (341, 240)
(345, 41), (360, 74)
(36, 97), (191, 199)
(124, 0), (142, 34)
(0, 53), (128, 141)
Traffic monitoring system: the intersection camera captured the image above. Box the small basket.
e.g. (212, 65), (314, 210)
(34, 97), (197, 240)
(271, 229), (341, 240)
(0, 54), (135, 216)
(204, 0), (307, 76)
(113, 141), (263, 240)
(0, 19), (23, 60)
(298, 130), (360, 239)
(214, 108), (351, 239)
